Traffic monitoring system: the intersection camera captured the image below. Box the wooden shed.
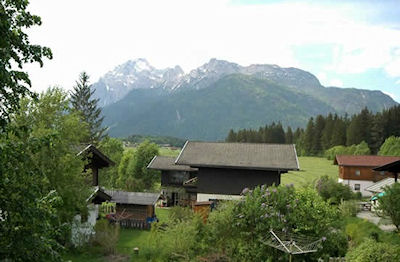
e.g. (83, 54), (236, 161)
(104, 190), (160, 229)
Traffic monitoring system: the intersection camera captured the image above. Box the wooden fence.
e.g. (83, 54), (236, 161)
(118, 219), (151, 230)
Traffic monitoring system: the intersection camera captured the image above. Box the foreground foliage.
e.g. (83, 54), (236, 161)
(376, 183), (400, 231)
(0, 0), (52, 128)
(346, 238), (400, 262)
(146, 186), (347, 261)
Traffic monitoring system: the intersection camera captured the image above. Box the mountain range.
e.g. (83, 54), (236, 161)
(94, 58), (397, 140)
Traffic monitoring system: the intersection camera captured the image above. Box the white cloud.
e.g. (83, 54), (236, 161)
(24, 0), (400, 92)
(395, 79), (400, 85)
(329, 79), (344, 87)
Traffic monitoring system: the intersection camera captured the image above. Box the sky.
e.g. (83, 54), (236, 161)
(25, 0), (400, 101)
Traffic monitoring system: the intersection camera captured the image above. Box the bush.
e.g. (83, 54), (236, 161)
(325, 141), (370, 160)
(346, 238), (400, 262)
(148, 214), (206, 261)
(376, 183), (400, 231)
(339, 200), (360, 217)
(379, 136), (400, 156)
(92, 219), (120, 255)
(231, 185), (345, 261)
(316, 175), (356, 204)
(168, 206), (194, 223)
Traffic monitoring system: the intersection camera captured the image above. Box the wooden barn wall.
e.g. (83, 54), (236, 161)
(339, 166), (393, 182)
(116, 204), (153, 220)
(196, 167), (281, 195)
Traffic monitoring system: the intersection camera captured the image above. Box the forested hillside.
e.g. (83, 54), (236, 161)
(226, 105), (400, 155)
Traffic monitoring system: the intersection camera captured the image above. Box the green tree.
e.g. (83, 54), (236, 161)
(12, 88), (90, 223)
(285, 126), (293, 144)
(98, 137), (124, 188)
(0, 133), (63, 261)
(226, 129), (237, 142)
(70, 72), (106, 144)
(118, 141), (159, 191)
(378, 136), (400, 156)
(376, 183), (400, 231)
(0, 0), (52, 129)
(315, 175), (356, 204)
(312, 115), (325, 154)
(303, 117), (315, 155)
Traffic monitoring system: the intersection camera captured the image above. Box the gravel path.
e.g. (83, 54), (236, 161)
(356, 211), (397, 232)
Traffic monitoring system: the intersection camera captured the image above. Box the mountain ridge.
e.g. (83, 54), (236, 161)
(95, 58), (397, 140)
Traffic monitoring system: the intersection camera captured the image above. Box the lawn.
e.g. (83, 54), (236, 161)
(64, 208), (170, 262)
(281, 156), (338, 187)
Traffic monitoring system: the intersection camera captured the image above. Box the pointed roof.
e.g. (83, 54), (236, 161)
(104, 190), (160, 206)
(334, 155), (400, 167)
(175, 141), (299, 171)
(77, 144), (115, 168)
(147, 156), (197, 172)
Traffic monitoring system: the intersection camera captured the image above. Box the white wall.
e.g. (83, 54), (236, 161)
(71, 204), (99, 247)
(197, 193), (242, 202)
(338, 178), (374, 197)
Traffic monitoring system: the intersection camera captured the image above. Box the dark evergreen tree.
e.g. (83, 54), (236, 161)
(285, 126), (293, 144)
(226, 129), (237, 142)
(321, 113), (334, 150)
(331, 114), (347, 146)
(303, 118), (315, 155)
(70, 72), (106, 144)
(312, 115), (325, 154)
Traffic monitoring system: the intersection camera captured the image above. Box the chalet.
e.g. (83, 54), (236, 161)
(366, 159), (400, 196)
(334, 155), (400, 196)
(147, 156), (198, 206)
(175, 141), (299, 202)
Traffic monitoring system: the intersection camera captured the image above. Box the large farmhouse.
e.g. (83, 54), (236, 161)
(149, 141), (299, 203)
(147, 156), (198, 206)
(334, 155), (400, 196)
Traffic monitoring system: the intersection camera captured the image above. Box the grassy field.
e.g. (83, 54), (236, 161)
(281, 156), (338, 187)
(159, 147), (180, 157)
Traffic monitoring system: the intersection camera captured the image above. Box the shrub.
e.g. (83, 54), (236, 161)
(316, 175), (355, 204)
(168, 206), (194, 223)
(231, 185), (345, 261)
(379, 136), (400, 156)
(92, 219), (120, 255)
(339, 200), (360, 217)
(376, 183), (400, 231)
(346, 238), (400, 262)
(325, 141), (370, 160)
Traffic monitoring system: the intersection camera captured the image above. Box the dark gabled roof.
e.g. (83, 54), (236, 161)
(374, 160), (400, 172)
(87, 187), (112, 204)
(77, 144), (115, 168)
(147, 156), (198, 172)
(334, 155), (400, 167)
(104, 190), (160, 206)
(175, 141), (299, 171)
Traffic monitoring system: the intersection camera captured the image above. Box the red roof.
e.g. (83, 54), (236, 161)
(334, 155), (400, 167)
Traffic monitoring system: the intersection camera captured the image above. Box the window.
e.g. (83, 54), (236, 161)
(354, 184), (360, 191)
(355, 170), (360, 176)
